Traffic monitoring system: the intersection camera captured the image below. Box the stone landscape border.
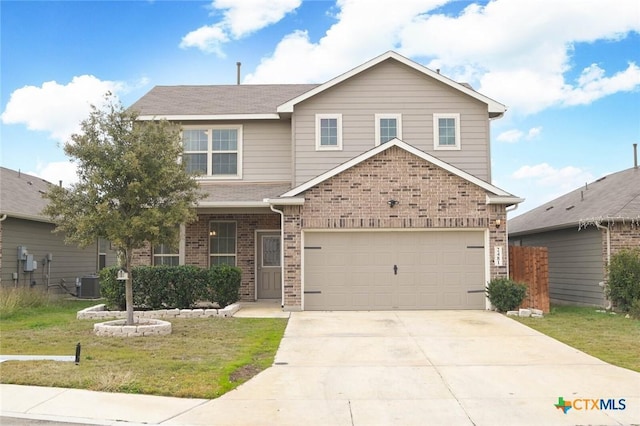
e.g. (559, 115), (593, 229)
(94, 318), (173, 337)
(77, 303), (240, 320)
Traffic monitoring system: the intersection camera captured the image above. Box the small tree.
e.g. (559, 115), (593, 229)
(44, 94), (202, 324)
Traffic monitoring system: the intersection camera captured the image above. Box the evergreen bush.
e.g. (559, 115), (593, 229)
(486, 277), (527, 312)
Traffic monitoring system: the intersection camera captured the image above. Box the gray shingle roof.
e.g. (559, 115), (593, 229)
(198, 182), (292, 205)
(130, 84), (319, 116)
(0, 167), (53, 222)
(509, 167), (640, 235)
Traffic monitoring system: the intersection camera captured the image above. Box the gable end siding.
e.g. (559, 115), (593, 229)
(292, 60), (491, 185)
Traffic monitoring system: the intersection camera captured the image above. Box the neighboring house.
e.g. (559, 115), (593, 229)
(0, 167), (117, 294)
(130, 51), (523, 311)
(509, 166), (640, 307)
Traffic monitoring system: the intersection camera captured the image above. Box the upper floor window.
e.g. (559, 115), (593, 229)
(183, 126), (243, 178)
(375, 114), (402, 146)
(433, 113), (461, 150)
(316, 114), (342, 151)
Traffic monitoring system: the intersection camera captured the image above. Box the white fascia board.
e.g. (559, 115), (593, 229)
(277, 51), (506, 115)
(197, 201), (270, 208)
(282, 138), (515, 198)
(486, 195), (525, 205)
(137, 114), (280, 121)
(5, 212), (53, 224)
(263, 197), (306, 206)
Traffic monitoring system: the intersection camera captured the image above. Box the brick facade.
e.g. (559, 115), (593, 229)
(133, 213), (280, 301)
(281, 146), (508, 310)
(608, 222), (640, 257)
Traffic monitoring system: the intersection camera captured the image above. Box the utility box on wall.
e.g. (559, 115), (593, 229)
(23, 254), (36, 272)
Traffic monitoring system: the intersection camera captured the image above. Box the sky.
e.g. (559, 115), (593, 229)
(1, 0), (639, 216)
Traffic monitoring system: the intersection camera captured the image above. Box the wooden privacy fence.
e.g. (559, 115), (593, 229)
(509, 246), (550, 313)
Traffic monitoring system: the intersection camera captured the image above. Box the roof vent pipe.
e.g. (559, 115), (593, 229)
(236, 62), (241, 85)
(634, 143), (638, 169)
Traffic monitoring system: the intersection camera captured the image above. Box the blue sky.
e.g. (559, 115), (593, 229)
(1, 0), (639, 215)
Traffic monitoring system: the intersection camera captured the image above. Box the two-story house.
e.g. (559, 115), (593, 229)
(130, 51), (523, 311)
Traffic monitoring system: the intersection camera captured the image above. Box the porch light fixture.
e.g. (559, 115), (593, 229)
(209, 230), (217, 237)
(495, 219), (502, 228)
(387, 199), (399, 208)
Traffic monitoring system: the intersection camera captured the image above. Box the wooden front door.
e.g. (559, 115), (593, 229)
(257, 232), (281, 299)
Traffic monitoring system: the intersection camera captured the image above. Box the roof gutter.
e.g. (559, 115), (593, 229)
(137, 114), (280, 121)
(486, 195), (525, 206)
(263, 197), (306, 206)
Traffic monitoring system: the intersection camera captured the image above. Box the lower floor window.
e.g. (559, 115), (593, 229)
(153, 243), (179, 266)
(210, 221), (237, 266)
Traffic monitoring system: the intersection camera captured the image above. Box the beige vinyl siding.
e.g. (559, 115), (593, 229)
(243, 120), (292, 181)
(511, 227), (605, 306)
(0, 218), (100, 292)
(180, 119), (292, 182)
(292, 59), (491, 185)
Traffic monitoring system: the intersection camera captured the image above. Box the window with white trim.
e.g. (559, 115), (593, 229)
(153, 243), (179, 266)
(210, 221), (237, 266)
(433, 113), (461, 150)
(315, 114), (342, 150)
(182, 126), (242, 178)
(375, 114), (402, 145)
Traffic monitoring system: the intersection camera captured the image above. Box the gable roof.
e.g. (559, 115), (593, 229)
(0, 167), (53, 223)
(509, 167), (640, 235)
(132, 84), (318, 120)
(132, 51), (506, 121)
(277, 51), (507, 118)
(277, 138), (522, 205)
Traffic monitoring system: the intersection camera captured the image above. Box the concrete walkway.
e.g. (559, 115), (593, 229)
(2, 310), (639, 425)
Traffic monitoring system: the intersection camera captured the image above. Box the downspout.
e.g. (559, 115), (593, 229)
(504, 203), (519, 279)
(269, 204), (285, 309)
(596, 223), (611, 309)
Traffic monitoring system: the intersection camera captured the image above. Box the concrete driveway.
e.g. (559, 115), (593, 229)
(168, 310), (640, 426)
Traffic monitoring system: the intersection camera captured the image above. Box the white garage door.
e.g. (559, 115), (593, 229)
(304, 231), (486, 310)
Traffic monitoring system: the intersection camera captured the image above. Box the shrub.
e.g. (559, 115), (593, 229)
(208, 264), (241, 308)
(486, 277), (527, 312)
(100, 264), (241, 310)
(100, 266), (127, 310)
(606, 248), (640, 312)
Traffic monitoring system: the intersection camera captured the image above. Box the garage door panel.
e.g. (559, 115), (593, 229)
(304, 231), (486, 310)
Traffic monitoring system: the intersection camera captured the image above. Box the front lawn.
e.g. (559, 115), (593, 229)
(0, 298), (288, 398)
(514, 305), (640, 372)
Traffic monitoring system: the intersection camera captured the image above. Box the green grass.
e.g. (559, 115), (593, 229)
(0, 299), (288, 398)
(514, 305), (640, 372)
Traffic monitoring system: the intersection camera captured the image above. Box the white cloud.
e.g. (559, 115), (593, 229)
(180, 0), (301, 55)
(496, 129), (523, 143)
(28, 161), (79, 188)
(496, 126), (542, 143)
(526, 127), (542, 140)
(1, 75), (124, 143)
(508, 162), (596, 213)
(512, 163), (594, 195)
(245, 0), (446, 83)
(245, 0), (640, 114)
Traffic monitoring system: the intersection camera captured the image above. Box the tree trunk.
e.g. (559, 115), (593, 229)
(125, 249), (134, 325)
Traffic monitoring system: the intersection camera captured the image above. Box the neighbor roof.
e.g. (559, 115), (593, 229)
(0, 167), (53, 222)
(131, 84), (318, 120)
(509, 167), (640, 235)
